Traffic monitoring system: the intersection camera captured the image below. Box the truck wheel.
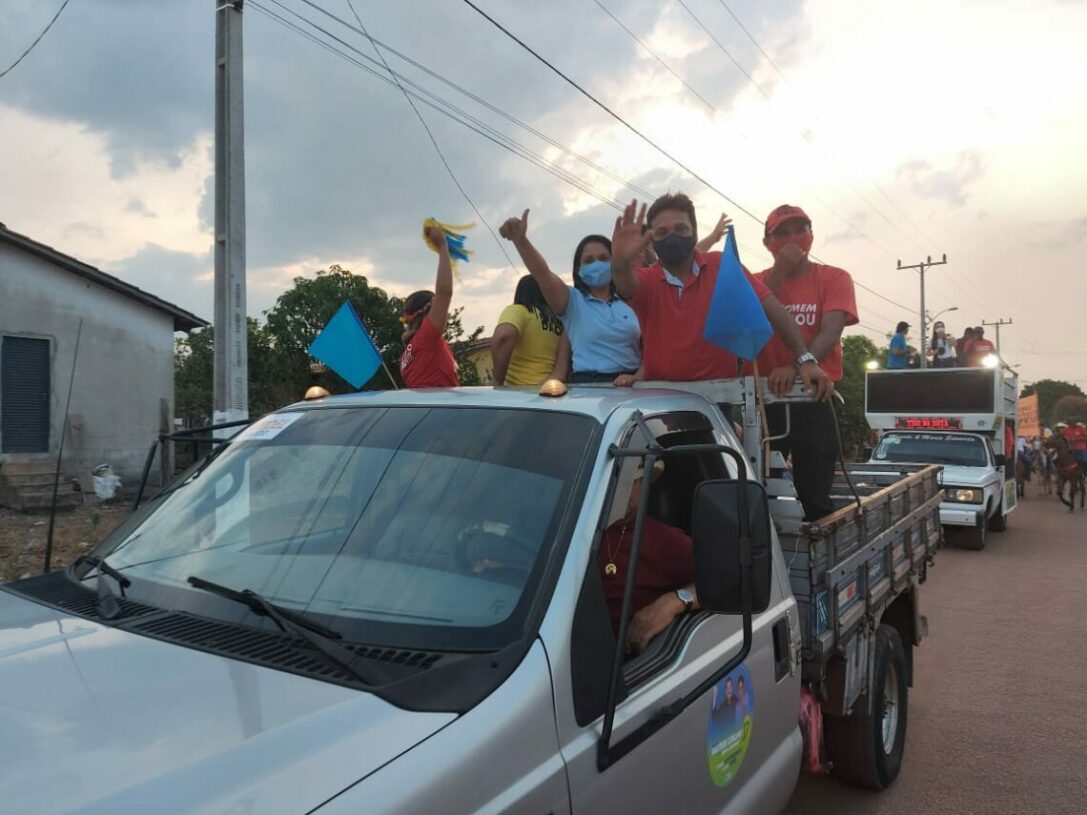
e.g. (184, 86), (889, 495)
(824, 625), (909, 790)
(964, 514), (987, 550)
(987, 501), (1007, 532)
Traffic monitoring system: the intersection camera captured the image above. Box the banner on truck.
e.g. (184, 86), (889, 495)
(1017, 394), (1040, 437)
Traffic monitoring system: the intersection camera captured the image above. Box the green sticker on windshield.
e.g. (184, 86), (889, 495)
(707, 665), (754, 787)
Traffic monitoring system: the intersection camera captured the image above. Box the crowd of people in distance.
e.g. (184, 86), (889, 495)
(886, 320), (999, 369)
(395, 192), (860, 654)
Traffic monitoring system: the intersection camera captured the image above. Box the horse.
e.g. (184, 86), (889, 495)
(1015, 452), (1030, 499)
(1043, 435), (1085, 511)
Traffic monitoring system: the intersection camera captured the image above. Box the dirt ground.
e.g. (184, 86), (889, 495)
(0, 503), (129, 583)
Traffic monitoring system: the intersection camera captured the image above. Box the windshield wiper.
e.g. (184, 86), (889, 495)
(186, 576), (392, 686)
(72, 555), (131, 620)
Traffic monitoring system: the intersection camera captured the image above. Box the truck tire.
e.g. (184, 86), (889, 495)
(824, 625), (908, 790)
(964, 514), (987, 550)
(987, 500), (1007, 532)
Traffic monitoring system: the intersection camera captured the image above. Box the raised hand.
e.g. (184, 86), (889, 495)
(611, 199), (652, 270)
(499, 209), (530, 243)
(426, 224), (449, 254)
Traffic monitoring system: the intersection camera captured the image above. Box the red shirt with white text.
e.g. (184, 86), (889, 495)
(399, 318), (458, 388)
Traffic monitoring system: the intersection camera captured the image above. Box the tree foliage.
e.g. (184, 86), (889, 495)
(1020, 379), (1086, 426)
(175, 266), (484, 422)
(837, 335), (881, 459)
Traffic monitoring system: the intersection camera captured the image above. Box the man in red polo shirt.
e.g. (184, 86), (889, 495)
(610, 195), (832, 400)
(754, 205), (858, 519)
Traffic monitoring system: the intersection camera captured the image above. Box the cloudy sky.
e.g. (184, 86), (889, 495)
(2, 0), (1085, 388)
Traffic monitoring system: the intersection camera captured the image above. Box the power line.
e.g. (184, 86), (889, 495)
(459, 0), (767, 227)
(341, 0), (518, 274)
(250, 1), (628, 214)
(0, 0), (73, 80)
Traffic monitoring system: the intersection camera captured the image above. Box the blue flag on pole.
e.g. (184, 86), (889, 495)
(307, 300), (383, 389)
(702, 226), (773, 361)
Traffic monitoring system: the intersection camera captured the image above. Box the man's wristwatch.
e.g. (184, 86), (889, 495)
(796, 352), (818, 368)
(675, 587), (694, 612)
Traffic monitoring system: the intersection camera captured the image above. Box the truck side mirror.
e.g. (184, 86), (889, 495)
(690, 480), (773, 615)
(993, 454), (1006, 467)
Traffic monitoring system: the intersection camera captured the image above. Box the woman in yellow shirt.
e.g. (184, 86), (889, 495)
(492, 276), (565, 386)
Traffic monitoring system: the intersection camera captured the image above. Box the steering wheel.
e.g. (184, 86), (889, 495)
(453, 521), (538, 584)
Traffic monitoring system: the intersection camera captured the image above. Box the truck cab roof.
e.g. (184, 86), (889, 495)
(282, 385), (725, 425)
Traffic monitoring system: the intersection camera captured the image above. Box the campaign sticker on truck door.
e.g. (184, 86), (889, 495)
(706, 664), (755, 787)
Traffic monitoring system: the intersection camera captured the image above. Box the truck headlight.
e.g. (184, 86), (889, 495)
(945, 488), (982, 503)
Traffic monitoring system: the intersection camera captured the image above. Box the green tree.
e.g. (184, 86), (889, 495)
(174, 318), (284, 423)
(1020, 379), (1086, 426)
(837, 335), (882, 459)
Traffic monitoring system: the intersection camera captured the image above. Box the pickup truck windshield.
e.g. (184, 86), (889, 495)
(873, 432), (989, 467)
(97, 406), (595, 651)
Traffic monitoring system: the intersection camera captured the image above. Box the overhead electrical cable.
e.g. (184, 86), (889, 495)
(341, 0), (517, 273)
(0, 0), (73, 80)
(250, 1), (630, 214)
(460, 0), (916, 305)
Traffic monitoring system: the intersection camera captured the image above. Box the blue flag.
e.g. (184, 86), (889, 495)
(702, 226), (773, 361)
(307, 300), (383, 389)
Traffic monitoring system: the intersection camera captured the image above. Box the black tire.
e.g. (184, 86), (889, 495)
(825, 625), (909, 790)
(988, 500), (1007, 532)
(964, 514), (987, 550)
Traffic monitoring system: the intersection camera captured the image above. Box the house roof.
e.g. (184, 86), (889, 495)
(0, 222), (209, 332)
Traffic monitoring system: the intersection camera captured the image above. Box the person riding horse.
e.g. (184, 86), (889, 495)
(1043, 433), (1085, 512)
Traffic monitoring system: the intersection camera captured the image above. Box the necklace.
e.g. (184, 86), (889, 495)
(604, 522), (629, 577)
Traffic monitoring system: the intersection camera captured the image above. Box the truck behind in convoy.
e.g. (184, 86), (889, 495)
(863, 366), (1018, 550)
(1, 378), (942, 814)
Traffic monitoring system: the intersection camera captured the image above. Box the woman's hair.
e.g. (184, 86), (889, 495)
(513, 275), (563, 333)
(401, 290), (434, 338)
(930, 322), (945, 348)
(571, 234), (613, 294)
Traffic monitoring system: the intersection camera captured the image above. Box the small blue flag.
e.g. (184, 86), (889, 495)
(307, 300), (383, 389)
(702, 226), (773, 361)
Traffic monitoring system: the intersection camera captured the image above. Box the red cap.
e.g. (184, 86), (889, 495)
(765, 205), (811, 237)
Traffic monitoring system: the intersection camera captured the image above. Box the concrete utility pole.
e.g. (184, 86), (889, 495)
(213, 0), (248, 426)
(982, 318), (1013, 355)
(897, 255), (948, 369)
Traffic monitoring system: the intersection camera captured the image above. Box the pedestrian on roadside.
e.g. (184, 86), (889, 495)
(498, 211), (641, 385)
(752, 204), (858, 520)
(399, 224), (459, 388)
(887, 322), (910, 369)
(607, 194), (833, 399)
(491, 275), (565, 386)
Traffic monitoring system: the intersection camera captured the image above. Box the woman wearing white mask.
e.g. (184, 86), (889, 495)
(500, 209), (641, 385)
(929, 321), (957, 368)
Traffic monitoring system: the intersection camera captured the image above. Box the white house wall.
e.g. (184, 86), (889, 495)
(0, 243), (176, 488)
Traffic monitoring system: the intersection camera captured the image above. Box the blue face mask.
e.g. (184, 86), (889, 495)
(579, 259), (613, 288)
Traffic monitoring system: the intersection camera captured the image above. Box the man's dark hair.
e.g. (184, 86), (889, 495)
(571, 233), (613, 294)
(896, 321), (909, 334)
(646, 192), (697, 234)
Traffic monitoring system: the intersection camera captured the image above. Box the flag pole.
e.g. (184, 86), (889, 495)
(380, 361), (400, 390)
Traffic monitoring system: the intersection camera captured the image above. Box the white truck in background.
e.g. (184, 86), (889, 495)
(863, 367), (1018, 550)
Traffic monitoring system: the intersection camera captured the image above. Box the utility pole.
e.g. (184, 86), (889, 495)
(897, 254), (948, 369)
(982, 318), (1013, 355)
(213, 0), (248, 427)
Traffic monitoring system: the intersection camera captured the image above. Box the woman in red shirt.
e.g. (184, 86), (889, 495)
(399, 225), (460, 388)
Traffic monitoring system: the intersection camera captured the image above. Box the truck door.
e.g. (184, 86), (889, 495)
(555, 410), (802, 814)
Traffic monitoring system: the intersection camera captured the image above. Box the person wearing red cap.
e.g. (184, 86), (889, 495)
(608, 195), (833, 400)
(754, 204), (858, 520)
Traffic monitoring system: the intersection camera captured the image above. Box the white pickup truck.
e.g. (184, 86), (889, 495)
(0, 378), (942, 814)
(864, 367), (1019, 550)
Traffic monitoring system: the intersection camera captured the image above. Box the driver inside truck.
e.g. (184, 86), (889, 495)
(597, 459), (701, 655)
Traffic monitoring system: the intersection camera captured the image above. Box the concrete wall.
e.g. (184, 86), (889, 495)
(0, 243), (176, 489)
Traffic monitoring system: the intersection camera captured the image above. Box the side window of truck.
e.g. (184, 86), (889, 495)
(569, 410), (735, 724)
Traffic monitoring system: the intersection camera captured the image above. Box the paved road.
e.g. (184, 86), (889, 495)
(785, 489), (1087, 814)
